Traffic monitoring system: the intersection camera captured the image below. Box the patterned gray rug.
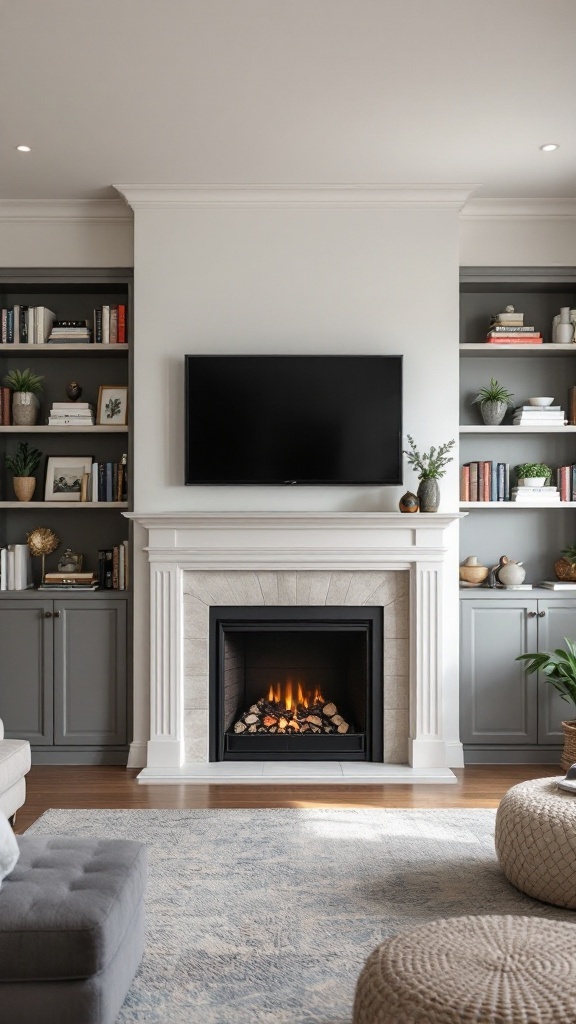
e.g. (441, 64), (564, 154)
(26, 807), (574, 1023)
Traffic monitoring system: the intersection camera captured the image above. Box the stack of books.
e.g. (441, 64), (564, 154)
(47, 319), (91, 343)
(40, 571), (98, 591)
(539, 580), (576, 590)
(0, 545), (33, 590)
(48, 402), (95, 426)
(97, 542), (129, 589)
(512, 405), (565, 426)
(511, 485), (560, 504)
(486, 308), (542, 345)
(93, 304), (127, 344)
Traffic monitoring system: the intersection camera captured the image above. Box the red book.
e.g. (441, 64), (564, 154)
(117, 304), (126, 343)
(486, 331), (541, 340)
(482, 461), (492, 502)
(1, 385), (11, 425)
(460, 464), (470, 502)
(559, 466), (571, 502)
(485, 336), (543, 344)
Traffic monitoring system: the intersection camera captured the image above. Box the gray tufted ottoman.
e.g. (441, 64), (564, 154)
(0, 835), (147, 1024)
(495, 776), (576, 907)
(353, 915), (576, 1024)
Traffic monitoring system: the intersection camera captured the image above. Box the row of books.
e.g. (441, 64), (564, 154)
(0, 544), (32, 590)
(461, 461), (576, 502)
(98, 543), (129, 590)
(84, 458), (128, 503)
(486, 308), (542, 345)
(0, 305), (127, 344)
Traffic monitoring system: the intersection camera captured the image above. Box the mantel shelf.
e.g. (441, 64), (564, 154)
(460, 425), (576, 433)
(0, 345), (128, 356)
(460, 343), (576, 356)
(0, 501), (128, 509)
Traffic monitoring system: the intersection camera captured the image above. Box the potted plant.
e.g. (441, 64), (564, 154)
(403, 435), (455, 512)
(555, 544), (576, 582)
(3, 368), (44, 426)
(517, 639), (576, 770)
(514, 462), (553, 488)
(5, 442), (42, 501)
(472, 378), (514, 426)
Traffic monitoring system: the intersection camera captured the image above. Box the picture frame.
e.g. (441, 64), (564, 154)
(96, 385), (128, 426)
(45, 456), (93, 502)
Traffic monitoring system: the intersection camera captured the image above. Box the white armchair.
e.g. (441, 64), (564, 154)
(0, 718), (31, 825)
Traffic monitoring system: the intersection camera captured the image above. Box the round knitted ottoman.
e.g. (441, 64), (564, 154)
(353, 915), (576, 1024)
(495, 776), (576, 908)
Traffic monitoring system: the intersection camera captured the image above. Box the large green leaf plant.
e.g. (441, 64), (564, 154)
(517, 638), (576, 713)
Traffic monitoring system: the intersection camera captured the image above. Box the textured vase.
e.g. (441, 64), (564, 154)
(555, 558), (576, 582)
(480, 400), (507, 426)
(12, 392), (39, 426)
(398, 491), (419, 513)
(12, 476), (36, 501)
(417, 477), (440, 513)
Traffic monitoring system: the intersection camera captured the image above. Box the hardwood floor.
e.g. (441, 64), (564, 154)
(15, 763), (561, 833)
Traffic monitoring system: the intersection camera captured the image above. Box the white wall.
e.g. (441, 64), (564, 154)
(460, 201), (576, 267)
(0, 203), (133, 268)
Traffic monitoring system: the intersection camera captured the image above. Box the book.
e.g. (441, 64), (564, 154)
(117, 304), (126, 343)
(34, 306), (56, 344)
(489, 325), (536, 333)
(487, 332), (541, 340)
(51, 402), (93, 410)
(539, 581), (576, 590)
(94, 307), (103, 344)
(48, 418), (94, 426)
(102, 305), (110, 344)
(469, 462), (479, 503)
(481, 460), (491, 501)
(514, 405), (561, 412)
(500, 584), (533, 590)
(44, 571), (96, 582)
(0, 548), (6, 590)
(486, 337), (543, 345)
(497, 462), (506, 501)
(460, 464), (470, 502)
(109, 305), (118, 344)
(490, 311), (524, 322)
(38, 583), (99, 591)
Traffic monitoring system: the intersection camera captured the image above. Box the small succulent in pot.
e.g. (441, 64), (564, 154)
(555, 544), (576, 582)
(514, 462), (553, 487)
(472, 378), (514, 426)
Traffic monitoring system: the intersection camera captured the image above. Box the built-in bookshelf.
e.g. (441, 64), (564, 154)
(459, 266), (576, 583)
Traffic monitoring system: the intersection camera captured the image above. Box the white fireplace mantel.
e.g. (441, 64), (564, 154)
(126, 511), (465, 776)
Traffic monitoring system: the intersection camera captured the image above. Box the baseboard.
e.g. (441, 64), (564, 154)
(463, 745), (562, 765)
(30, 748), (129, 765)
(127, 741), (147, 769)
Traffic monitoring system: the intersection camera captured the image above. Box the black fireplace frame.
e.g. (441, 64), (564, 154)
(209, 606), (383, 762)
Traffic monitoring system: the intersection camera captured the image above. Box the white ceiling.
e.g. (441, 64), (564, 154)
(2, 0), (575, 202)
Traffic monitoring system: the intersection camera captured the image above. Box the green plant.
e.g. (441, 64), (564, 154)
(5, 442), (42, 477)
(3, 368), (44, 395)
(560, 545), (576, 566)
(403, 435), (455, 480)
(472, 378), (514, 406)
(514, 462), (552, 481)
(517, 638), (576, 714)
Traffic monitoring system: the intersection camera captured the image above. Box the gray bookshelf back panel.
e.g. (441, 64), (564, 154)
(460, 507), (575, 584)
(460, 288), (576, 346)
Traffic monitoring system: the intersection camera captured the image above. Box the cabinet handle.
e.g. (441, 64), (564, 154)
(527, 611), (536, 618)
(54, 610), (61, 618)
(44, 611), (52, 618)
(538, 610), (546, 618)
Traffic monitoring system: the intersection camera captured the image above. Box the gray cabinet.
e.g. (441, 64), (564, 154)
(0, 593), (127, 762)
(460, 594), (576, 762)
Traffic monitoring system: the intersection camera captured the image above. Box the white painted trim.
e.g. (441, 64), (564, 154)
(125, 511), (464, 529)
(444, 741), (465, 769)
(0, 200), (133, 223)
(114, 183), (480, 210)
(137, 763), (457, 784)
(127, 741), (147, 769)
(461, 198), (576, 220)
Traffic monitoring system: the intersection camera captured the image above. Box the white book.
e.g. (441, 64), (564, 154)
(35, 306), (56, 344)
(48, 419), (94, 426)
(91, 462), (99, 502)
(13, 544), (32, 590)
(0, 548), (6, 591)
(119, 542), (125, 590)
(122, 539), (129, 589)
(26, 306), (36, 344)
(12, 304), (20, 344)
(539, 580), (576, 590)
(102, 305), (110, 344)
(7, 547), (15, 590)
(51, 402), (93, 410)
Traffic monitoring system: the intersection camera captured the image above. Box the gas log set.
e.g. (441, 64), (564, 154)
(232, 681), (352, 735)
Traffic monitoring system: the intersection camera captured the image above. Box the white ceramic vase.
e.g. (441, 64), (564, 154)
(553, 307), (575, 344)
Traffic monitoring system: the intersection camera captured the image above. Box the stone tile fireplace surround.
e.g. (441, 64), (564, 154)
(129, 512), (463, 781)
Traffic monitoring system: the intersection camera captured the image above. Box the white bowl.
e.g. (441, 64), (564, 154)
(528, 396), (554, 406)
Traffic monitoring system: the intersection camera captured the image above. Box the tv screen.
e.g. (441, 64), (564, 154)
(185, 355), (402, 485)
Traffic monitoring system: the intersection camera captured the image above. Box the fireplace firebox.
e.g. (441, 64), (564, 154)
(209, 607), (383, 761)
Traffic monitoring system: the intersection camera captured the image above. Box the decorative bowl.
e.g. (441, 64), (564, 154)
(528, 397), (554, 406)
(459, 564), (490, 585)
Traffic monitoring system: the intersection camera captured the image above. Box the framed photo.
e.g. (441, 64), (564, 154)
(97, 385), (128, 426)
(45, 456), (93, 502)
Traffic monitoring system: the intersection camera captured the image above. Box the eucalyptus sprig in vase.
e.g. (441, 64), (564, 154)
(403, 435), (455, 512)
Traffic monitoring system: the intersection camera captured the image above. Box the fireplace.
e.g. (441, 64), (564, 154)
(209, 607), (383, 761)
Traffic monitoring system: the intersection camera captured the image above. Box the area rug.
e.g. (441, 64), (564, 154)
(25, 807), (575, 1023)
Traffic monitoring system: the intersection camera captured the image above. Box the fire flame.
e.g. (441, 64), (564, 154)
(266, 679), (325, 710)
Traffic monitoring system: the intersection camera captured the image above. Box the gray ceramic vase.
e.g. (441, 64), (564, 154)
(480, 400), (507, 426)
(12, 391), (39, 426)
(417, 477), (440, 513)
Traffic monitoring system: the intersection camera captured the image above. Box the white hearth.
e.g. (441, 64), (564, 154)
(127, 512), (464, 782)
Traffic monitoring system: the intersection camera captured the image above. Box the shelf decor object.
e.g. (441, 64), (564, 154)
(3, 368), (44, 426)
(553, 307), (576, 345)
(403, 434), (455, 513)
(5, 441), (42, 502)
(96, 386), (128, 426)
(472, 377), (514, 426)
(517, 639), (576, 771)
(554, 546), (576, 582)
(26, 527), (60, 584)
(44, 455), (93, 502)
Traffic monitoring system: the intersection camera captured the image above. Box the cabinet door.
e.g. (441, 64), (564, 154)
(536, 599), (576, 744)
(460, 600), (538, 745)
(0, 600), (53, 744)
(53, 599), (127, 746)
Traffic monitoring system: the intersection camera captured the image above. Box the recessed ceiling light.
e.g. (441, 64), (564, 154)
(540, 143), (559, 152)
(16, 145), (31, 152)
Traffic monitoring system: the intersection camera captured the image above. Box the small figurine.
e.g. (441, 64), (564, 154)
(57, 548), (83, 572)
(399, 491), (419, 513)
(65, 381), (82, 402)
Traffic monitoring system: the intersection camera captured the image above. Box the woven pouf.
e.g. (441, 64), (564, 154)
(353, 915), (576, 1024)
(495, 776), (576, 908)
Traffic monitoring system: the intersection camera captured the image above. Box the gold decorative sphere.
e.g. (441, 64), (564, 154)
(26, 527), (60, 557)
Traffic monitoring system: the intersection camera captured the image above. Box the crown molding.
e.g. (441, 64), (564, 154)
(114, 183), (480, 210)
(0, 200), (133, 223)
(461, 198), (576, 220)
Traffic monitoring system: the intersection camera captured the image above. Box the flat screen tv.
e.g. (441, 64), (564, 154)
(185, 355), (402, 485)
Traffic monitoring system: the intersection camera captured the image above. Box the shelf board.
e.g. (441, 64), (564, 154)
(0, 345), (128, 356)
(0, 425), (128, 434)
(0, 501), (128, 509)
(460, 343), (576, 356)
(460, 501), (576, 509)
(460, 424), (576, 433)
